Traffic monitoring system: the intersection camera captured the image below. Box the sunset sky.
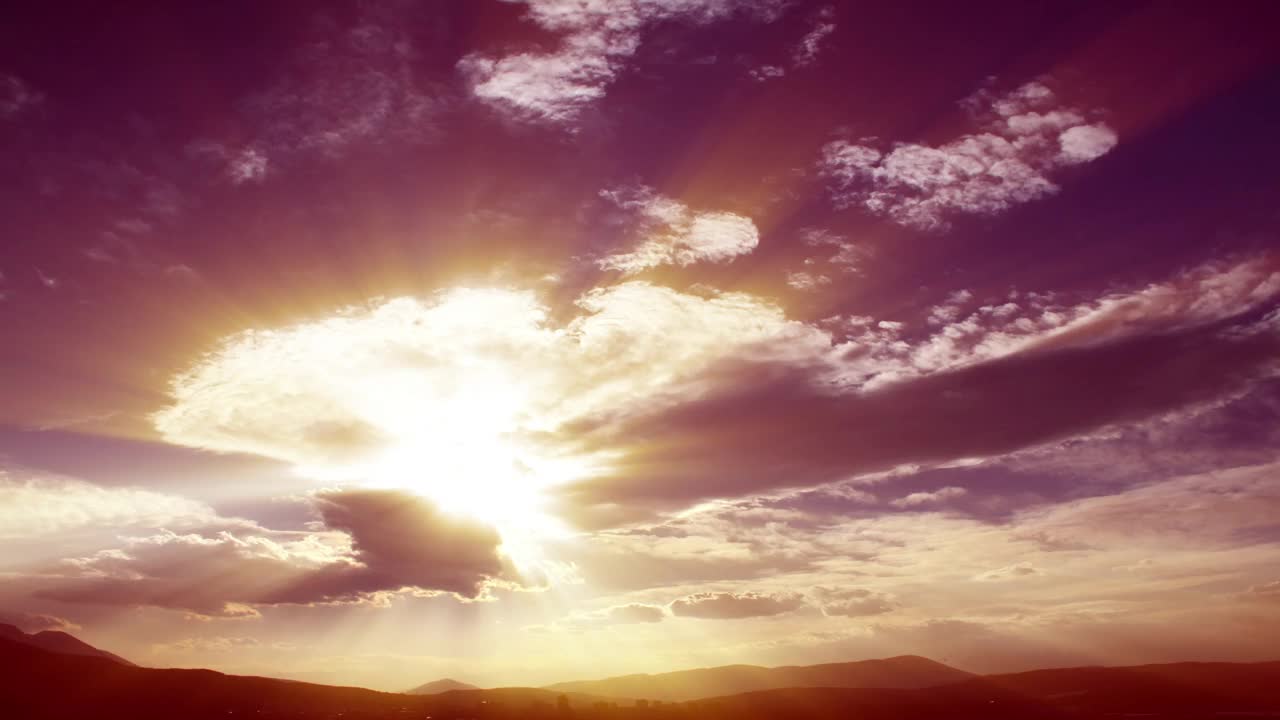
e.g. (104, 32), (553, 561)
(2, 0), (1279, 692)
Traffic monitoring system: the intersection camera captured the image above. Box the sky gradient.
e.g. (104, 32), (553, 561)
(1, 0), (1279, 692)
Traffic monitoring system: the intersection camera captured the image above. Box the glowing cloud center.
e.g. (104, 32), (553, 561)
(153, 282), (817, 549)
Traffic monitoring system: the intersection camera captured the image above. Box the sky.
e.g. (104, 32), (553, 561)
(1, 0), (1279, 693)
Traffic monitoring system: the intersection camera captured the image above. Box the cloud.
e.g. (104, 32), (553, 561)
(890, 486), (967, 508)
(460, 0), (786, 124)
(821, 80), (1117, 230)
(750, 6), (836, 82)
(227, 148), (269, 184)
(606, 603), (667, 624)
(669, 590), (807, 619)
(0, 73), (43, 119)
(0, 612), (80, 633)
(310, 488), (509, 598)
(0, 470), (220, 540)
(152, 636), (261, 654)
(975, 562), (1044, 581)
(36, 489), (515, 615)
(786, 271), (830, 291)
(810, 587), (896, 617)
(151, 254), (1278, 533)
(1245, 580), (1280, 601)
(191, 4), (443, 169)
(1022, 461), (1280, 550)
(596, 187), (760, 273)
(792, 7), (836, 67)
(152, 281), (821, 534)
(555, 257), (1279, 524)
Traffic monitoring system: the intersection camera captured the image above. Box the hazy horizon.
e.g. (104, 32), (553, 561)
(2, 0), (1279, 694)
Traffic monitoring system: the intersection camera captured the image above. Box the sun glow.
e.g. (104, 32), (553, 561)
(154, 284), (807, 572)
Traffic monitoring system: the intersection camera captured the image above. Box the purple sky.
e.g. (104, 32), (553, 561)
(1, 0), (1278, 691)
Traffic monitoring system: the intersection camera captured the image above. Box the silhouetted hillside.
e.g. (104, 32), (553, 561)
(0, 622), (134, 665)
(544, 655), (971, 701)
(406, 677), (481, 694)
(5, 636), (1280, 720)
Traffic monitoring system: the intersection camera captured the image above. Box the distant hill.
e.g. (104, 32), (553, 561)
(0, 622), (134, 665)
(5, 636), (1280, 720)
(407, 677), (480, 694)
(690, 661), (1280, 720)
(543, 655), (973, 702)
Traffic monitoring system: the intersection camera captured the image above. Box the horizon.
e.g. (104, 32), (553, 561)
(2, 0), (1279, 695)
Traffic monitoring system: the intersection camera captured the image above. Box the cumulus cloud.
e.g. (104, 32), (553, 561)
(37, 489), (514, 615)
(460, 0), (786, 124)
(152, 281), (821, 534)
(669, 590), (807, 619)
(597, 186), (760, 273)
(821, 80), (1118, 230)
(149, 254), (1278, 532)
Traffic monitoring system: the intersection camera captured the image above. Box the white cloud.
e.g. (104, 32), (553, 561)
(151, 281), (824, 529)
(890, 486), (967, 508)
(823, 255), (1280, 390)
(821, 80), (1117, 230)
(597, 187), (760, 273)
(0, 470), (218, 540)
(460, 0), (786, 124)
(1058, 124), (1119, 164)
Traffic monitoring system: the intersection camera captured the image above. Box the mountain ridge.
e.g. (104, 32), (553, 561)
(0, 622), (135, 665)
(406, 677), (481, 694)
(543, 654), (973, 702)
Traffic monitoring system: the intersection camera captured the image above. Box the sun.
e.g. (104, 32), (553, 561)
(295, 365), (585, 568)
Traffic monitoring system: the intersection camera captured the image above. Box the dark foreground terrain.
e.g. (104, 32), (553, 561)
(3, 633), (1280, 719)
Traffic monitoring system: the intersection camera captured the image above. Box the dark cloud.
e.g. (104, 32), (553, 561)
(307, 488), (508, 599)
(669, 591), (807, 620)
(555, 309), (1280, 527)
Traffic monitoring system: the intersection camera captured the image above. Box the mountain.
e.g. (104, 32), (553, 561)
(407, 677), (481, 694)
(691, 661), (1280, 720)
(543, 654), (973, 702)
(0, 622), (134, 665)
(5, 636), (1280, 720)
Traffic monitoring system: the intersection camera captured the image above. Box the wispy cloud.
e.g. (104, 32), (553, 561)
(0, 73), (43, 119)
(669, 590), (807, 619)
